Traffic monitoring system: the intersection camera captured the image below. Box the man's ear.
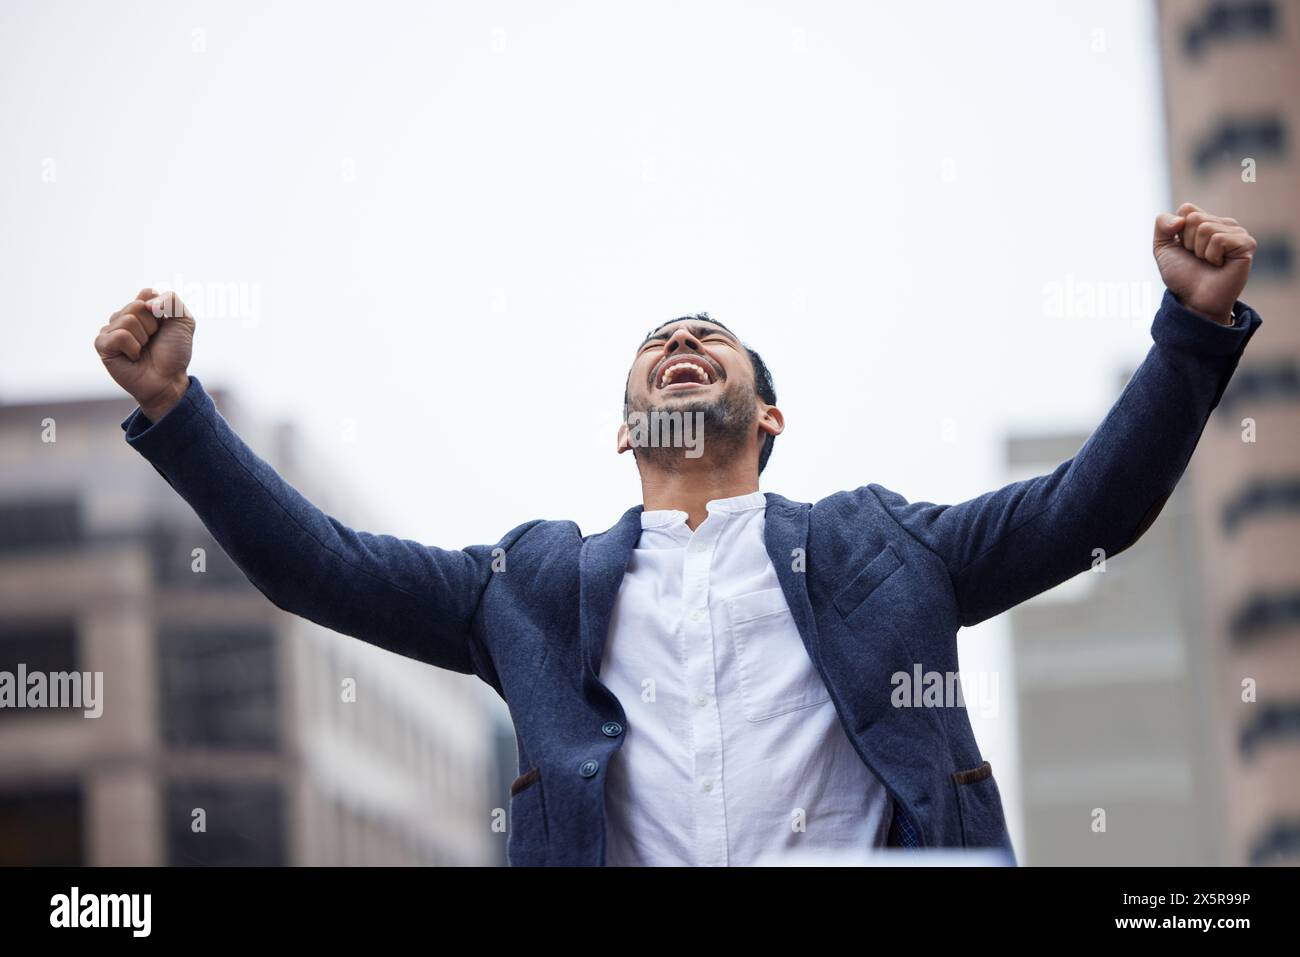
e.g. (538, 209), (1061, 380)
(758, 404), (785, 439)
(617, 421), (632, 454)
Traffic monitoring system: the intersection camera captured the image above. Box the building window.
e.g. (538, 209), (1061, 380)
(1239, 700), (1300, 757)
(1192, 117), (1285, 175)
(165, 780), (285, 865)
(0, 786), (84, 865)
(0, 499), (81, 554)
(0, 620), (79, 720)
(1251, 236), (1295, 279)
(1229, 590), (1300, 645)
(1183, 1), (1279, 58)
(1219, 360), (1300, 418)
(158, 626), (279, 750)
(1249, 818), (1300, 865)
(149, 524), (253, 588)
(1222, 477), (1300, 534)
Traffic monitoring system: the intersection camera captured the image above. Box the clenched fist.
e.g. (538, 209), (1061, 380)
(1153, 203), (1256, 326)
(94, 288), (195, 421)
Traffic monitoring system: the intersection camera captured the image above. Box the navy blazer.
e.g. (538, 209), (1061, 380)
(121, 290), (1261, 866)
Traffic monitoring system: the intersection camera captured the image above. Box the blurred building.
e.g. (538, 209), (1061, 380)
(0, 389), (509, 865)
(1005, 415), (1223, 865)
(1158, 0), (1300, 865)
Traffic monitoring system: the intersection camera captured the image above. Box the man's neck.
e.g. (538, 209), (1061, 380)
(638, 459), (761, 530)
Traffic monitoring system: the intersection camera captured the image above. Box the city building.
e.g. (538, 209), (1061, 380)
(1158, 0), (1300, 865)
(1005, 417), (1222, 865)
(0, 389), (508, 865)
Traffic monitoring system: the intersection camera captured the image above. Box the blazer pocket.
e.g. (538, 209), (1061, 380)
(951, 760), (1010, 849)
(507, 766), (548, 865)
(951, 760), (993, 786)
(510, 766), (540, 796)
(833, 543), (904, 619)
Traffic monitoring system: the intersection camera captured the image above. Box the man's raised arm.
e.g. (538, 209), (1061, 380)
(870, 205), (1263, 627)
(94, 289), (527, 676)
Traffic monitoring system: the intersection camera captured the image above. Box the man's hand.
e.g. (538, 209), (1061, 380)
(94, 288), (195, 421)
(1153, 203), (1256, 326)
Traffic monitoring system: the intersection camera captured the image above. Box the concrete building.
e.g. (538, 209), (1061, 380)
(0, 389), (507, 865)
(1157, 0), (1300, 865)
(1005, 421), (1222, 865)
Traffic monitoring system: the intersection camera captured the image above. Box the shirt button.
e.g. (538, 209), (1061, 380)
(579, 759), (600, 778)
(702, 779), (714, 792)
(690, 610), (705, 622)
(601, 721), (623, 737)
(696, 695), (707, 707)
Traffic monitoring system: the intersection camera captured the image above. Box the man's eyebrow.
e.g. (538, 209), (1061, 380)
(638, 324), (739, 349)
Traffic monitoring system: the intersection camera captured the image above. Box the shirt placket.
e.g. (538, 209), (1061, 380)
(682, 513), (729, 867)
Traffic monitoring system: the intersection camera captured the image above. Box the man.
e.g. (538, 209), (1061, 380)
(95, 204), (1261, 866)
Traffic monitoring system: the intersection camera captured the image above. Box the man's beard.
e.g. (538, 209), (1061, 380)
(626, 383), (757, 472)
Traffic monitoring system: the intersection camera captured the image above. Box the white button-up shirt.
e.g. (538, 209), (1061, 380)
(598, 490), (892, 866)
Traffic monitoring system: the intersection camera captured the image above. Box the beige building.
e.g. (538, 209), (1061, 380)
(1006, 423), (1223, 865)
(0, 390), (506, 865)
(1158, 0), (1300, 864)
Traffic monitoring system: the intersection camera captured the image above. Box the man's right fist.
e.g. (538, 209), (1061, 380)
(95, 288), (195, 421)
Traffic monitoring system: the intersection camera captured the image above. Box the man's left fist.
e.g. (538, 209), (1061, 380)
(1153, 202), (1256, 325)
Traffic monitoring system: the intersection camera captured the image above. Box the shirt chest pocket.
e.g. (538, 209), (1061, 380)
(726, 587), (831, 722)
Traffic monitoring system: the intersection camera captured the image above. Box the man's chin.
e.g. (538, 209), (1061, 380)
(649, 388), (719, 412)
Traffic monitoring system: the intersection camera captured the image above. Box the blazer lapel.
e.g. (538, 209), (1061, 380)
(578, 504), (644, 682)
(763, 492), (821, 662)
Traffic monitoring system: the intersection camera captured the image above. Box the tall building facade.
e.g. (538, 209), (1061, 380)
(0, 390), (507, 865)
(1158, 0), (1300, 865)
(1005, 422), (1223, 865)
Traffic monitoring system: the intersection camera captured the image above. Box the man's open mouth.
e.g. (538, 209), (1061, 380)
(654, 355), (719, 392)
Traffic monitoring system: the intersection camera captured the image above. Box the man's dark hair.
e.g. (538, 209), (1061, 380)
(624, 312), (778, 474)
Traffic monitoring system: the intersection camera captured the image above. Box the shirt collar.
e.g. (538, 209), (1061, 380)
(639, 490), (767, 530)
(705, 489), (767, 514)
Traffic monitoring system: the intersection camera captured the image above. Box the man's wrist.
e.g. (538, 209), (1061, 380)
(1177, 295), (1234, 326)
(138, 375), (191, 422)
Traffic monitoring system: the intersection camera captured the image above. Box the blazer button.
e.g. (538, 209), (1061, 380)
(579, 759), (600, 778)
(601, 721), (623, 737)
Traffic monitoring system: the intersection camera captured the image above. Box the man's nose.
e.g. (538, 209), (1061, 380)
(664, 328), (702, 354)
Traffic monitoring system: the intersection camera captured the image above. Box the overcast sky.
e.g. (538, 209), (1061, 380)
(1, 0), (1173, 852)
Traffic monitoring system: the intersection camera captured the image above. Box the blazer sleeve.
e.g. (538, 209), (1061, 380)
(870, 289), (1262, 628)
(121, 376), (533, 675)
